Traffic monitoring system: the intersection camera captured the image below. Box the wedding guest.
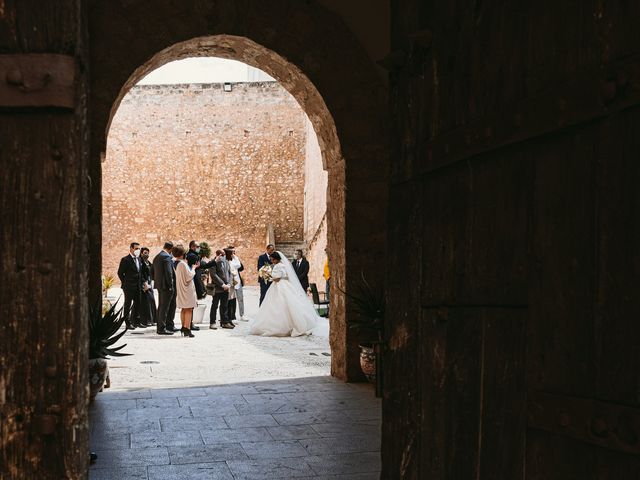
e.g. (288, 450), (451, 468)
(117, 242), (142, 329)
(292, 249), (310, 292)
(173, 244), (198, 337)
(183, 240), (203, 331)
(199, 242), (213, 286)
(139, 247), (157, 327)
(167, 247), (178, 333)
(228, 246), (246, 320)
(210, 248), (234, 329)
(186, 240), (206, 300)
(258, 244), (275, 305)
(225, 248), (238, 322)
(323, 248), (331, 297)
(152, 241), (176, 335)
(201, 249), (224, 296)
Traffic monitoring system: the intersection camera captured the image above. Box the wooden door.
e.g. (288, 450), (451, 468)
(384, 1), (640, 478)
(0, 1), (90, 478)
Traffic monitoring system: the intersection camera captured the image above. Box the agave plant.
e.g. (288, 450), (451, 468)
(339, 273), (385, 343)
(89, 302), (131, 359)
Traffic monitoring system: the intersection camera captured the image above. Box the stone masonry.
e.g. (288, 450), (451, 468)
(303, 117), (328, 291)
(103, 82), (327, 285)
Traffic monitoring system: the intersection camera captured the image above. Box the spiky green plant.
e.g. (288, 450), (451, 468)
(339, 273), (385, 342)
(89, 302), (131, 359)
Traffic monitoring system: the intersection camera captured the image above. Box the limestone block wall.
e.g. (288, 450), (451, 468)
(103, 82), (323, 284)
(306, 215), (328, 293)
(303, 116), (329, 288)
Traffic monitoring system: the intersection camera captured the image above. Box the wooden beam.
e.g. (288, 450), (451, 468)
(0, 54), (75, 109)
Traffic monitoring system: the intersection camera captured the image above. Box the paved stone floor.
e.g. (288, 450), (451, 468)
(89, 287), (381, 479)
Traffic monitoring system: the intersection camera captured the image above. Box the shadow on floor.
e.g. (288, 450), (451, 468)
(89, 376), (380, 480)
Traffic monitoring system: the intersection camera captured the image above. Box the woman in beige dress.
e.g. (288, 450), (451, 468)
(172, 244), (199, 337)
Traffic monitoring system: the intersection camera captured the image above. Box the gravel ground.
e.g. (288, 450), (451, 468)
(105, 286), (332, 390)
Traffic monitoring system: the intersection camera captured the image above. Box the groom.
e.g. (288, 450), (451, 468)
(258, 243), (275, 305)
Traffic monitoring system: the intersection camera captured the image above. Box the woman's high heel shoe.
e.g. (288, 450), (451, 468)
(181, 327), (194, 338)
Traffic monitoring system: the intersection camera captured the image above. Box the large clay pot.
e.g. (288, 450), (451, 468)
(89, 358), (109, 402)
(359, 343), (376, 383)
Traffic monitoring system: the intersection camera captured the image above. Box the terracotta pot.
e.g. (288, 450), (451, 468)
(89, 358), (109, 402)
(359, 343), (376, 383)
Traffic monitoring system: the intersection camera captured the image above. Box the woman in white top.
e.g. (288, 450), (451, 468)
(228, 247), (245, 320)
(249, 251), (320, 337)
(173, 244), (198, 337)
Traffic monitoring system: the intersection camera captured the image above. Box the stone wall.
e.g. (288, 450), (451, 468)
(306, 215), (328, 294)
(303, 116), (329, 288)
(103, 81), (324, 284)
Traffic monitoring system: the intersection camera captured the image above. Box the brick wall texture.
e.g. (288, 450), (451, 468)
(103, 82), (327, 285)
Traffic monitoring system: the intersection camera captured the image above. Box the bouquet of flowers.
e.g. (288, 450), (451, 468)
(258, 264), (273, 282)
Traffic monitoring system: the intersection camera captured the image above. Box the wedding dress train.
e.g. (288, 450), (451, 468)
(249, 252), (321, 337)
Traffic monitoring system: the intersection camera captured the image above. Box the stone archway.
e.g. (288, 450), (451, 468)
(89, 0), (388, 381)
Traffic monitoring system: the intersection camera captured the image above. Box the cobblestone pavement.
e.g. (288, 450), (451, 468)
(90, 287), (381, 479)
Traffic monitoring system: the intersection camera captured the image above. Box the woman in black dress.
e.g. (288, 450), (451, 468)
(139, 247), (157, 327)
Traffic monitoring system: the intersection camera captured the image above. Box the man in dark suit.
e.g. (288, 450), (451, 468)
(210, 248), (234, 329)
(117, 242), (142, 329)
(186, 240), (206, 300)
(258, 244), (275, 305)
(152, 241), (176, 335)
(292, 249), (310, 292)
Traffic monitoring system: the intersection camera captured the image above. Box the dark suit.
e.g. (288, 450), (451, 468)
(257, 253), (272, 305)
(152, 250), (175, 332)
(292, 257), (310, 291)
(210, 257), (232, 325)
(117, 254), (141, 328)
(139, 259), (156, 326)
(186, 249), (206, 299)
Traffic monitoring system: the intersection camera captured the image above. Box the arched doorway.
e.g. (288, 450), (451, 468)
(89, 2), (388, 381)
(102, 55), (334, 386)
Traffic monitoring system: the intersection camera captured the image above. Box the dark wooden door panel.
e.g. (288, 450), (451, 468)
(421, 150), (531, 308)
(382, 181), (424, 479)
(527, 124), (597, 397)
(419, 307), (526, 479)
(526, 430), (598, 480)
(595, 109), (640, 406)
(387, 0), (640, 478)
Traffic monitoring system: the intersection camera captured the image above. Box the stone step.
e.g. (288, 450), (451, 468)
(276, 241), (306, 261)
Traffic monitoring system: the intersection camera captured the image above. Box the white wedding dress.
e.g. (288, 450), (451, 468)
(249, 252), (321, 337)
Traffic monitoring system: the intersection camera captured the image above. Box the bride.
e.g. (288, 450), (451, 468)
(249, 251), (321, 337)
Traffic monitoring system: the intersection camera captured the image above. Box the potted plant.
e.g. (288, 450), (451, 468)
(102, 273), (115, 298)
(340, 274), (385, 396)
(89, 302), (131, 401)
(199, 241), (212, 259)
